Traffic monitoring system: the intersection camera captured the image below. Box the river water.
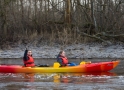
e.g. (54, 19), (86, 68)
(0, 58), (124, 90)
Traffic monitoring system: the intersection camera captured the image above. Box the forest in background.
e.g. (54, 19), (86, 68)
(0, 0), (124, 48)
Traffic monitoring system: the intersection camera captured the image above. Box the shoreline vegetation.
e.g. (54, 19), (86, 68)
(0, 0), (124, 47)
(0, 0), (123, 58)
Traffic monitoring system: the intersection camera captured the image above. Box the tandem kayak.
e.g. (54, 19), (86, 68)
(0, 60), (120, 73)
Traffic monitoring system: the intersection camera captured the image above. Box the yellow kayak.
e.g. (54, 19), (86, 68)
(0, 60), (120, 73)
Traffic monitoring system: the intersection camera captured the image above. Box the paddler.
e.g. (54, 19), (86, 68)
(23, 49), (35, 67)
(57, 50), (76, 66)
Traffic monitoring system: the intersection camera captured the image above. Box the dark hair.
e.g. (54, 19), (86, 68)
(59, 50), (64, 55)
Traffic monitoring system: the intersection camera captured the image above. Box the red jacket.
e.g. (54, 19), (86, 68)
(60, 56), (69, 65)
(23, 56), (35, 67)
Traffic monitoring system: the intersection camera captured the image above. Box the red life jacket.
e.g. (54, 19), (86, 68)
(23, 56), (35, 67)
(61, 56), (69, 65)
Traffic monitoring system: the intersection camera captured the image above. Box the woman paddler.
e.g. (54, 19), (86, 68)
(57, 50), (76, 66)
(23, 49), (35, 67)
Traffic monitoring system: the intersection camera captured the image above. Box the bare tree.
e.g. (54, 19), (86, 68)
(0, 0), (124, 47)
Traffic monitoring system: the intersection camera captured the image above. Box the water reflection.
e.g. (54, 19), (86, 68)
(53, 72), (116, 83)
(0, 72), (124, 90)
(0, 72), (116, 83)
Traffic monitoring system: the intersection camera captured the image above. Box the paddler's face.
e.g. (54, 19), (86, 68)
(27, 51), (32, 56)
(61, 51), (65, 57)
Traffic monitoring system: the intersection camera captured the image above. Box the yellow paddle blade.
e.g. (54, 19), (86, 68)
(53, 62), (60, 68)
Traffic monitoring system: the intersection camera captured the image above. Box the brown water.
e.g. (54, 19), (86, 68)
(0, 58), (124, 90)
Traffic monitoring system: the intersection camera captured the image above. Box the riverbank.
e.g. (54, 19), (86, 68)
(0, 43), (124, 58)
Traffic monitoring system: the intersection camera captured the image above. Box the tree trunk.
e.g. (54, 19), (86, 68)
(0, 0), (8, 36)
(65, 0), (71, 26)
